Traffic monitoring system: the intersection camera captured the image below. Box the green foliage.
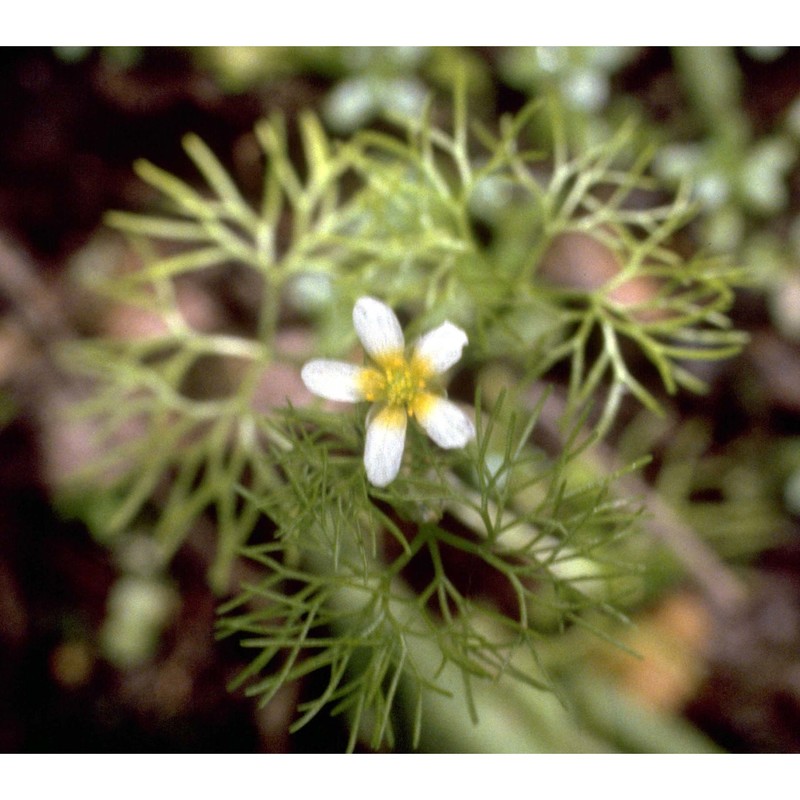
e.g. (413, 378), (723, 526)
(217, 393), (644, 750)
(62, 85), (745, 749)
(619, 413), (789, 563)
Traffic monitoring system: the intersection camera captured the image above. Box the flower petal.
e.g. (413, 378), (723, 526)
(413, 321), (468, 374)
(301, 359), (365, 402)
(414, 394), (475, 449)
(353, 296), (404, 359)
(364, 404), (407, 487)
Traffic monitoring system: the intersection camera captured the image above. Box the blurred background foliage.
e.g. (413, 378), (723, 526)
(2, 46), (800, 753)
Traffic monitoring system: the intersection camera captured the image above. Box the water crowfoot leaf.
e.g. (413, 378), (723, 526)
(62, 85), (748, 752)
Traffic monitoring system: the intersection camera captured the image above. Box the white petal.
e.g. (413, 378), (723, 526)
(301, 359), (365, 402)
(364, 405), (407, 487)
(353, 296), (404, 359)
(415, 395), (475, 449)
(413, 321), (468, 374)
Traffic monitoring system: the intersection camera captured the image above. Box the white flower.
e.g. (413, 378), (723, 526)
(301, 296), (476, 487)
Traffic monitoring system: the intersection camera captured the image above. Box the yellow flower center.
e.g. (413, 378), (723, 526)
(358, 351), (435, 414)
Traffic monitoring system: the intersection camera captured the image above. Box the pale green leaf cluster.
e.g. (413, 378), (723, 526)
(217, 393), (644, 750)
(61, 88), (745, 749)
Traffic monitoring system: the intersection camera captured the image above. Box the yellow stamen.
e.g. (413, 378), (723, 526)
(357, 350), (435, 413)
